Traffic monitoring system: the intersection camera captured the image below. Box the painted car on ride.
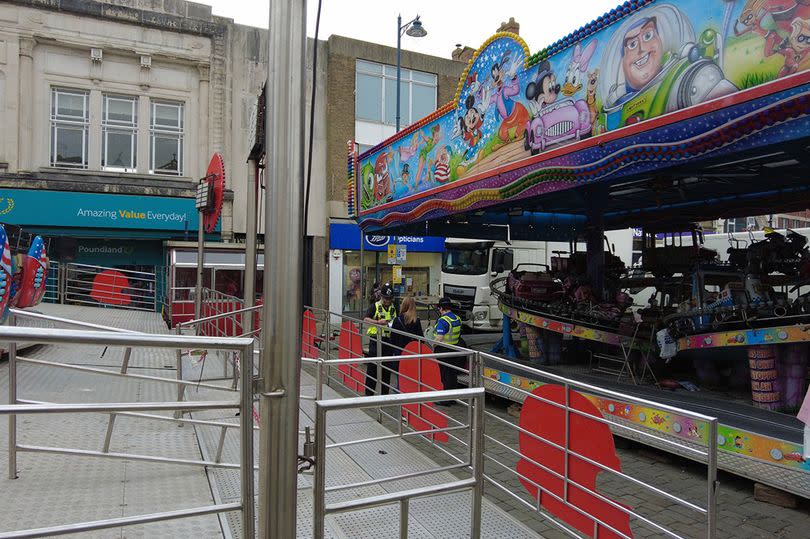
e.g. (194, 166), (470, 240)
(524, 99), (592, 154)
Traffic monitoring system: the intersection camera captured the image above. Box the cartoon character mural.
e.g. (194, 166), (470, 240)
(777, 16), (810, 76)
(432, 145), (452, 184)
(733, 0), (810, 56)
(488, 53), (530, 142)
(458, 94), (484, 159)
(373, 152), (393, 204)
(597, 3), (737, 131)
(416, 124), (443, 186)
(524, 58), (593, 155)
(562, 40), (598, 96)
(356, 0), (810, 213)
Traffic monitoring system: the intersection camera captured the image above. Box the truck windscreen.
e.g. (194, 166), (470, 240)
(442, 247), (488, 275)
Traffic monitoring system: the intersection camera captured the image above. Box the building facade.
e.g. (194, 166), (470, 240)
(0, 0), (468, 314)
(323, 35), (465, 315)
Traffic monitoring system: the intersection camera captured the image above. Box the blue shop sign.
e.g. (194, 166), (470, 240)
(0, 188), (209, 231)
(330, 223), (444, 252)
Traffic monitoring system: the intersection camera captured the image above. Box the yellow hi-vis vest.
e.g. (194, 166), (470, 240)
(367, 300), (396, 337)
(438, 312), (462, 345)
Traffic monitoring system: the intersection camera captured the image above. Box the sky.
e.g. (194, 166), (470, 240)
(198, 0), (624, 59)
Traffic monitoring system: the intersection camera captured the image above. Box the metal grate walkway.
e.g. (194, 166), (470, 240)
(1, 304), (541, 538)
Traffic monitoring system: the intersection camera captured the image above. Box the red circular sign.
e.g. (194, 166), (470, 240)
(203, 152), (226, 233)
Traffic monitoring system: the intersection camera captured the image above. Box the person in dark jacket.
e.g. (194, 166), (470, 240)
(386, 296), (425, 393)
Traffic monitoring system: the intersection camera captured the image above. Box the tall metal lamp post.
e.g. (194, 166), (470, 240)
(396, 14), (427, 132)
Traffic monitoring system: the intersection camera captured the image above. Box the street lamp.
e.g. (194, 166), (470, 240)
(396, 14), (427, 132)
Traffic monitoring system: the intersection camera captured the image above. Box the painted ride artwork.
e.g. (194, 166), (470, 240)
(349, 0), (810, 516)
(0, 224), (50, 321)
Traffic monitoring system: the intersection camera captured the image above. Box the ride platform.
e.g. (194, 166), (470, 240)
(463, 305), (810, 500)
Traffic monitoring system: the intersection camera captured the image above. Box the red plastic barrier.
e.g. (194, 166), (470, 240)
(398, 341), (448, 443)
(302, 309), (318, 359)
(517, 385), (632, 539)
(337, 320), (365, 392)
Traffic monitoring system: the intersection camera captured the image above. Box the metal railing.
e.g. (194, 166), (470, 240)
(475, 350), (718, 539)
(302, 306), (719, 539)
(43, 260), (59, 303)
(313, 387), (486, 539)
(0, 318), (256, 538)
(64, 263), (157, 312)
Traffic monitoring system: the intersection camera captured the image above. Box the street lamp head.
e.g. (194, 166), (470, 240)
(406, 18), (427, 38)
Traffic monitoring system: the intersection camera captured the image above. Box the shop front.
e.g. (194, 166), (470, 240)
(328, 221), (444, 317)
(0, 187), (214, 311)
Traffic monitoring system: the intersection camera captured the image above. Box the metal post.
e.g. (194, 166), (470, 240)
(195, 210), (205, 324)
(214, 426), (228, 463)
(470, 392), (484, 538)
(174, 328), (185, 420)
(244, 159), (258, 339)
(467, 351), (477, 465)
(707, 418), (719, 539)
(396, 14), (402, 133)
(102, 347), (133, 452)
(563, 382), (570, 502)
(313, 402), (327, 539)
(399, 499), (409, 539)
(376, 330), (383, 422)
(317, 316), (329, 401)
(259, 0), (306, 535)
(359, 233), (365, 314)
(8, 316), (17, 480)
(240, 342), (255, 539)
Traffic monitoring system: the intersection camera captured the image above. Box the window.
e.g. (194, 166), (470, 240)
(102, 94), (137, 171)
(50, 88), (89, 168)
(150, 100), (184, 175)
(355, 59), (437, 127)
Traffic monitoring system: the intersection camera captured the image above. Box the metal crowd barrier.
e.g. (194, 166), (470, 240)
(313, 387), (486, 539)
(43, 260), (60, 304)
(0, 318), (256, 538)
(302, 306), (718, 539)
(64, 263), (157, 312)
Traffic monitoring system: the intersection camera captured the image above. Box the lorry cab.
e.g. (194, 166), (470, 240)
(441, 239), (546, 331)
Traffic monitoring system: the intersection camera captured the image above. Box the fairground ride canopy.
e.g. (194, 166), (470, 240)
(348, 0), (810, 241)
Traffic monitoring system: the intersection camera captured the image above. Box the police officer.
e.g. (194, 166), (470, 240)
(434, 297), (463, 396)
(363, 283), (397, 396)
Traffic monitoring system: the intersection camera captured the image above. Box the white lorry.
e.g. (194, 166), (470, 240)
(439, 231), (637, 331)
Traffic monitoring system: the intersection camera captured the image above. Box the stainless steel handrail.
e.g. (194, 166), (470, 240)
(1, 325), (255, 539)
(10, 308), (141, 334)
(313, 387), (485, 539)
(177, 304), (263, 328)
(306, 306), (719, 539)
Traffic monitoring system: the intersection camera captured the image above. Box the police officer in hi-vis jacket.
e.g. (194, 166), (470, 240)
(434, 297), (463, 399)
(363, 283), (397, 396)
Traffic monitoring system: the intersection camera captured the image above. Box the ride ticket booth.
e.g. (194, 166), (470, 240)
(164, 240), (264, 326)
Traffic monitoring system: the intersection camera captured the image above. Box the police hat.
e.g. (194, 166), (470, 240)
(437, 297), (454, 309)
(380, 283), (394, 299)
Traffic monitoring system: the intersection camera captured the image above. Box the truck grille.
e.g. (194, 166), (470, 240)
(443, 284), (477, 317)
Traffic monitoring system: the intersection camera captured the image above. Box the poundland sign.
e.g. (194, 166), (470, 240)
(0, 188), (207, 231)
